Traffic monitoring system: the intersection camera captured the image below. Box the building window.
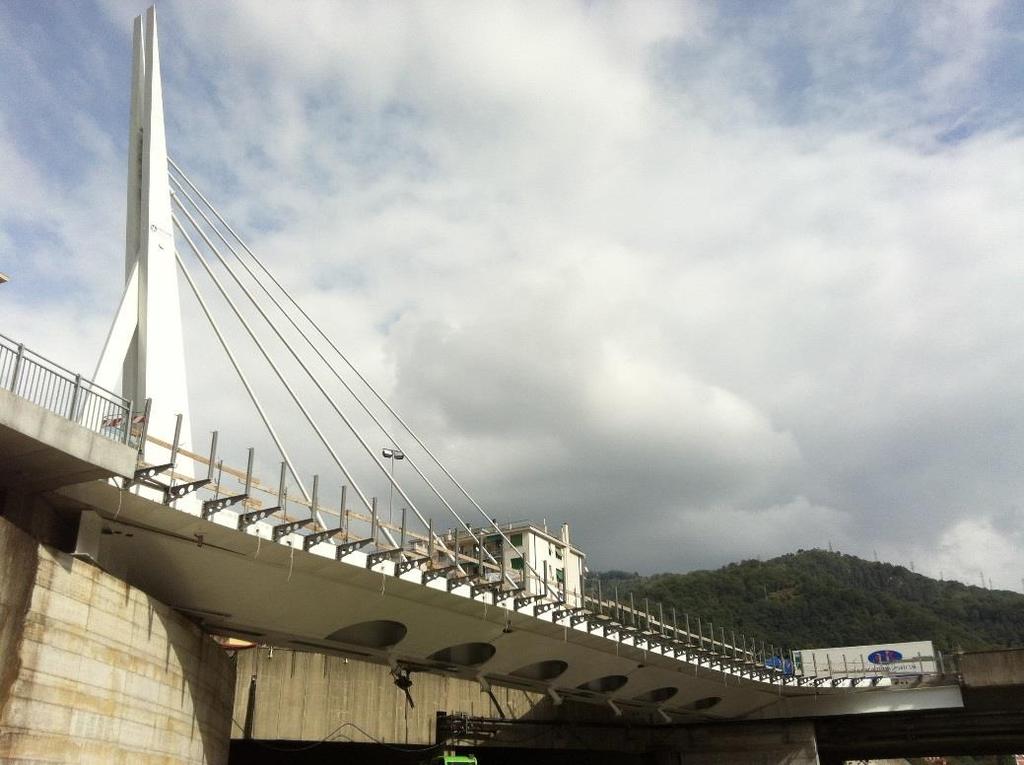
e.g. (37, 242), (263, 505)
(510, 533), (523, 547)
(555, 548), (564, 560)
(510, 557), (524, 571)
(555, 568), (564, 583)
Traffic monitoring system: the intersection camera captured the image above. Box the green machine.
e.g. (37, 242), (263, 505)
(426, 751), (478, 765)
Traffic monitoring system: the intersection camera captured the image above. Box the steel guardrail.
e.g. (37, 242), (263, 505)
(0, 333), (133, 444)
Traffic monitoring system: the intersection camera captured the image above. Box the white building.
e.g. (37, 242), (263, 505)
(445, 521), (587, 607)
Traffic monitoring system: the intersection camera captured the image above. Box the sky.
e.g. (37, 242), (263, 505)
(2, 1), (1024, 592)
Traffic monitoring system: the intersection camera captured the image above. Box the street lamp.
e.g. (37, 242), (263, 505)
(381, 447), (404, 523)
(0, 273), (9, 284)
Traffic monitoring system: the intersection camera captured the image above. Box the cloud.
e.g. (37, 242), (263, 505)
(4, 1), (1024, 587)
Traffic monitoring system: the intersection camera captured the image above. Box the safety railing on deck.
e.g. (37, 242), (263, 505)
(0, 333), (132, 444)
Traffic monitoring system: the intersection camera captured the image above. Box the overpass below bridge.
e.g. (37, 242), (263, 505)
(226, 644), (1024, 764)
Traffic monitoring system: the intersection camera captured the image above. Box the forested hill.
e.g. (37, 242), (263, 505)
(596, 549), (1024, 654)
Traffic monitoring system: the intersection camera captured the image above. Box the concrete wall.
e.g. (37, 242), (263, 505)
(233, 647), (823, 763)
(232, 647), (544, 745)
(0, 515), (235, 764)
(960, 648), (1024, 687)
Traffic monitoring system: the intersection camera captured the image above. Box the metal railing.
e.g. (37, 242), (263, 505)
(0, 333), (132, 444)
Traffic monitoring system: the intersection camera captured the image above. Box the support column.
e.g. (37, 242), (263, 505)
(96, 6), (194, 481)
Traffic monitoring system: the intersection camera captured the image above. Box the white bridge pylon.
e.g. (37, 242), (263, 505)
(95, 6), (192, 477)
(87, 6), (524, 582)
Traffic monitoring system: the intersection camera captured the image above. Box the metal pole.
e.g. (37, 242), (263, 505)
(243, 448), (254, 496)
(122, 398), (134, 444)
(370, 497), (378, 546)
(9, 343), (24, 392)
(207, 431), (219, 482)
(169, 414), (182, 465)
(311, 474), (319, 524)
(340, 485), (348, 535)
(68, 373), (83, 421)
(387, 453), (395, 524)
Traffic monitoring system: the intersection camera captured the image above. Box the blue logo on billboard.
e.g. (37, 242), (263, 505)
(868, 649), (903, 665)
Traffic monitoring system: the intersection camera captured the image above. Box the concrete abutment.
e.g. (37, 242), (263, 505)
(0, 513), (235, 764)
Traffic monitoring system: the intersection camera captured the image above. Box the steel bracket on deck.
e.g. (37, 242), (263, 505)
(237, 505), (279, 530)
(336, 538), (372, 560)
(554, 607), (583, 623)
(396, 556), (429, 576)
(165, 478), (210, 503)
(128, 462), (173, 490)
(366, 548), (402, 568)
(423, 565), (459, 584)
(272, 518), (313, 542)
(494, 587), (521, 604)
(471, 581), (504, 600)
(570, 611), (591, 627)
(203, 493), (248, 519)
(203, 447), (253, 520)
(514, 594), (543, 610)
(447, 575), (472, 591)
(534, 601), (560, 617)
(303, 527), (342, 551)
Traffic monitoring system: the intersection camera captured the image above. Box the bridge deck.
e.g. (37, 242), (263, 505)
(0, 387), (136, 492)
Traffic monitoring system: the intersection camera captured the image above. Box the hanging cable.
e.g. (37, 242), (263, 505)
(171, 196), (480, 563)
(172, 211), (393, 545)
(173, 200), (429, 554)
(169, 160), (549, 595)
(170, 174), (490, 572)
(175, 251), (307, 515)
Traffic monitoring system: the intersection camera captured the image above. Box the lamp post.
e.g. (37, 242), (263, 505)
(381, 447), (404, 523)
(0, 273), (9, 284)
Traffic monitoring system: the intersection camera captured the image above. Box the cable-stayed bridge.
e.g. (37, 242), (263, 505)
(1, 8), (989, 763)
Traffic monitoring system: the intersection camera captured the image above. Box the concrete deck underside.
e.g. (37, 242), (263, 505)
(54, 478), (962, 724)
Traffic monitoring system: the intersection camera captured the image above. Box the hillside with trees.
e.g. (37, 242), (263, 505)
(596, 549), (1024, 655)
